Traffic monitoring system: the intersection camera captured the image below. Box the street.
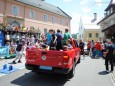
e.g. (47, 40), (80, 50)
(0, 56), (114, 86)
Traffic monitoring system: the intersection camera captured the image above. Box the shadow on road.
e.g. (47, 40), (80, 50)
(11, 71), (70, 86)
(98, 71), (109, 75)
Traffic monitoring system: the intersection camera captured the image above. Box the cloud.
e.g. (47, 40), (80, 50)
(80, 0), (90, 5)
(95, 0), (103, 6)
(63, 0), (72, 2)
(82, 6), (91, 13)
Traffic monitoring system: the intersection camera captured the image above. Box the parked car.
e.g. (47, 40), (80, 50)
(84, 42), (88, 55)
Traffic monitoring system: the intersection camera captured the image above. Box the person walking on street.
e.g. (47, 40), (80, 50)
(104, 40), (115, 73)
(12, 40), (25, 64)
(91, 40), (95, 55)
(79, 40), (85, 58)
(87, 41), (91, 56)
(95, 41), (101, 58)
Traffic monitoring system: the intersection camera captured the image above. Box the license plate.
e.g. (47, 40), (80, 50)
(39, 66), (52, 70)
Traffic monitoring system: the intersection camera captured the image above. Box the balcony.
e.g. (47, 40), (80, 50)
(100, 17), (115, 31)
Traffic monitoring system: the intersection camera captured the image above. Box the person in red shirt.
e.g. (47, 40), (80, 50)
(95, 41), (101, 58)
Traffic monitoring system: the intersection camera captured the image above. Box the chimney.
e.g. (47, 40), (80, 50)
(41, 0), (45, 1)
(94, 13), (97, 20)
(91, 13), (97, 23)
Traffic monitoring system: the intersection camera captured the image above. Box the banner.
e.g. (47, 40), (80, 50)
(0, 46), (9, 56)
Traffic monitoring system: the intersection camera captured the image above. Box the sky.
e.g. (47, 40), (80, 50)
(45, 0), (110, 34)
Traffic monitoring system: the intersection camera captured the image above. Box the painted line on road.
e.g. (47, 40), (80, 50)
(0, 73), (6, 77)
(109, 73), (115, 86)
(19, 66), (25, 69)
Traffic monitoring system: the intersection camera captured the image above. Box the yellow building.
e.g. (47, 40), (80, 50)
(84, 24), (101, 42)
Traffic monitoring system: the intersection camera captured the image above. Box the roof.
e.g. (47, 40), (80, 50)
(16, 0), (72, 19)
(97, 11), (115, 25)
(105, 0), (115, 11)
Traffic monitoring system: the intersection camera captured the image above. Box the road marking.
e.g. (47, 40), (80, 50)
(109, 72), (115, 86)
(0, 73), (6, 77)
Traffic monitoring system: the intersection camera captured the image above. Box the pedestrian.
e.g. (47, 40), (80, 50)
(15, 33), (20, 45)
(91, 40), (95, 54)
(56, 29), (62, 50)
(5, 32), (10, 44)
(87, 41), (91, 56)
(12, 40), (25, 64)
(79, 40), (85, 58)
(30, 35), (35, 44)
(104, 40), (115, 73)
(21, 40), (27, 58)
(95, 41), (101, 58)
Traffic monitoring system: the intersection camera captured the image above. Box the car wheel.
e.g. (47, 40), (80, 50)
(77, 57), (80, 63)
(68, 62), (75, 78)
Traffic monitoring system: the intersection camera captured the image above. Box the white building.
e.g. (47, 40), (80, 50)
(78, 18), (84, 41)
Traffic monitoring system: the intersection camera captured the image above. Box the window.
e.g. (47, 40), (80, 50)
(30, 10), (35, 19)
(12, 5), (19, 16)
(59, 19), (63, 25)
(51, 16), (55, 23)
(44, 28), (47, 36)
(66, 22), (69, 26)
(96, 33), (99, 37)
(111, 7), (113, 13)
(89, 33), (92, 38)
(44, 14), (48, 21)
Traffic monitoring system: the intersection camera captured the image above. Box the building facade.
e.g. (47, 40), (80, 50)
(0, 0), (71, 35)
(97, 0), (115, 41)
(84, 24), (101, 42)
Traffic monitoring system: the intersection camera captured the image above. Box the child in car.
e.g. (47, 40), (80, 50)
(66, 39), (73, 49)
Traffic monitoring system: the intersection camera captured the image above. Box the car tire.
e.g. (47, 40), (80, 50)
(68, 62), (75, 78)
(77, 57), (80, 64)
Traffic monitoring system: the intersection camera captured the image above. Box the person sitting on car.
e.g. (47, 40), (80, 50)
(63, 45), (68, 51)
(66, 39), (73, 49)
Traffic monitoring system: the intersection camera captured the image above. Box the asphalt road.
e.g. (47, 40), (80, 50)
(0, 56), (114, 86)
